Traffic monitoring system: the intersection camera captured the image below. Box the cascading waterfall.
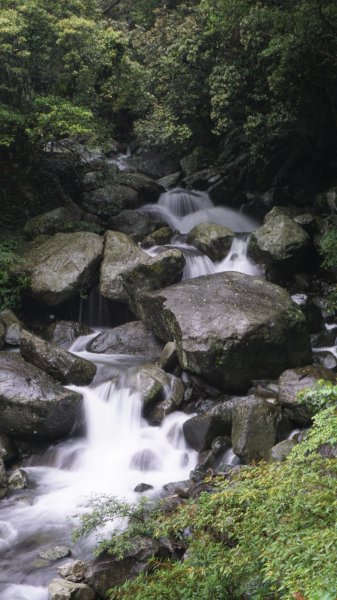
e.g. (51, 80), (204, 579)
(141, 188), (260, 278)
(0, 186), (259, 599)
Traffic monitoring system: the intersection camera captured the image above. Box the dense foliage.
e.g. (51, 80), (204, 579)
(75, 384), (337, 600)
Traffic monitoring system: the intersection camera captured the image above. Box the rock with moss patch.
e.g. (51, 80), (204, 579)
(48, 578), (95, 600)
(46, 321), (93, 349)
(20, 232), (103, 306)
(123, 249), (185, 298)
(266, 439), (296, 463)
(23, 207), (84, 239)
(232, 396), (281, 463)
(83, 184), (140, 219)
(186, 223), (234, 261)
(180, 147), (215, 176)
(108, 210), (162, 242)
(141, 227), (173, 248)
(20, 330), (96, 385)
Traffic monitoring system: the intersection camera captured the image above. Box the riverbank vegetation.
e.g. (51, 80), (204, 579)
(75, 383), (337, 600)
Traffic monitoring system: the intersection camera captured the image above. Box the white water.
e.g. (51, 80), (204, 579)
(142, 188), (261, 278)
(0, 187), (260, 599)
(0, 336), (197, 599)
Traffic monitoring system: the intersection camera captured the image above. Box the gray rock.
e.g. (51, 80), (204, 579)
(58, 560), (86, 583)
(159, 341), (178, 372)
(0, 353), (82, 440)
(129, 364), (184, 422)
(311, 329), (337, 348)
(123, 249), (185, 298)
(183, 413), (229, 452)
(186, 223), (234, 261)
(277, 365), (337, 423)
(83, 184), (139, 218)
(84, 538), (172, 595)
(108, 210), (161, 242)
(132, 272), (311, 392)
(23, 207), (83, 239)
(100, 231), (149, 302)
(7, 468), (28, 490)
(0, 309), (22, 346)
(266, 439), (296, 463)
(40, 546), (71, 561)
(232, 396), (281, 463)
(313, 350), (337, 371)
(134, 483), (154, 493)
(291, 294), (325, 334)
(48, 578), (95, 600)
(88, 321), (163, 360)
(20, 232), (103, 306)
(119, 172), (164, 203)
(46, 321), (93, 349)
(248, 207), (311, 279)
(20, 330), (96, 385)
(157, 172), (182, 189)
(141, 227), (173, 248)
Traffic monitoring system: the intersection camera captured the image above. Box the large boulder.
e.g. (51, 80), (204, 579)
(132, 272), (311, 392)
(183, 397), (241, 451)
(248, 207), (311, 280)
(23, 207), (84, 239)
(20, 330), (96, 385)
(88, 321), (163, 360)
(141, 226), (172, 249)
(120, 172), (164, 203)
(20, 232), (103, 306)
(231, 396), (281, 463)
(108, 210), (162, 242)
(186, 223), (235, 261)
(0, 353), (82, 440)
(100, 231), (149, 302)
(0, 309), (22, 346)
(277, 365), (337, 423)
(83, 184), (139, 219)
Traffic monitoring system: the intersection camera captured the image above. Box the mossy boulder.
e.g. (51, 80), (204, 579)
(232, 396), (281, 463)
(186, 222), (234, 261)
(23, 207), (84, 239)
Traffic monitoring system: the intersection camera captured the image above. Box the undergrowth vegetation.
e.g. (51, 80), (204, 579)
(75, 383), (337, 600)
(0, 236), (28, 312)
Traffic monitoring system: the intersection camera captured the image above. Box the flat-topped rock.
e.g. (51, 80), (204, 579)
(132, 272), (311, 392)
(88, 321), (163, 360)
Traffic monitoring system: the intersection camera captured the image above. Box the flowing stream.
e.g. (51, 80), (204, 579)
(0, 187), (260, 599)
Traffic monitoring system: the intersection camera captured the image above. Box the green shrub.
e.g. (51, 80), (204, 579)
(0, 237), (29, 312)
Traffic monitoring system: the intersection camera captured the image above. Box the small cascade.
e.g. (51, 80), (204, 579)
(0, 342), (197, 599)
(215, 236), (261, 277)
(140, 188), (258, 234)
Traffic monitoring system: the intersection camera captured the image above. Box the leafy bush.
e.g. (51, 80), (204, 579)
(0, 237), (29, 312)
(297, 381), (337, 415)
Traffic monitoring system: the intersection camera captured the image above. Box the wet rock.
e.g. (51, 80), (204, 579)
(123, 249), (185, 298)
(291, 295), (325, 334)
(159, 341), (178, 372)
(108, 210), (162, 242)
(311, 329), (337, 348)
(84, 538), (172, 595)
(130, 364), (184, 421)
(20, 232), (103, 306)
(186, 223), (234, 261)
(157, 172), (182, 189)
(277, 365), (337, 423)
(248, 207), (311, 281)
(40, 546), (71, 561)
(88, 321), (163, 360)
(7, 468), (28, 490)
(141, 227), (173, 248)
(183, 413), (227, 452)
(134, 483), (154, 493)
(0, 309), (22, 346)
(266, 439), (296, 463)
(23, 207), (84, 239)
(0, 353), (82, 440)
(83, 184), (139, 219)
(48, 578), (95, 600)
(293, 213), (316, 234)
(313, 350), (337, 371)
(120, 172), (164, 203)
(132, 272), (311, 392)
(46, 321), (93, 349)
(58, 560), (86, 583)
(232, 396), (281, 463)
(100, 231), (149, 302)
(20, 330), (96, 385)
(314, 186), (337, 214)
